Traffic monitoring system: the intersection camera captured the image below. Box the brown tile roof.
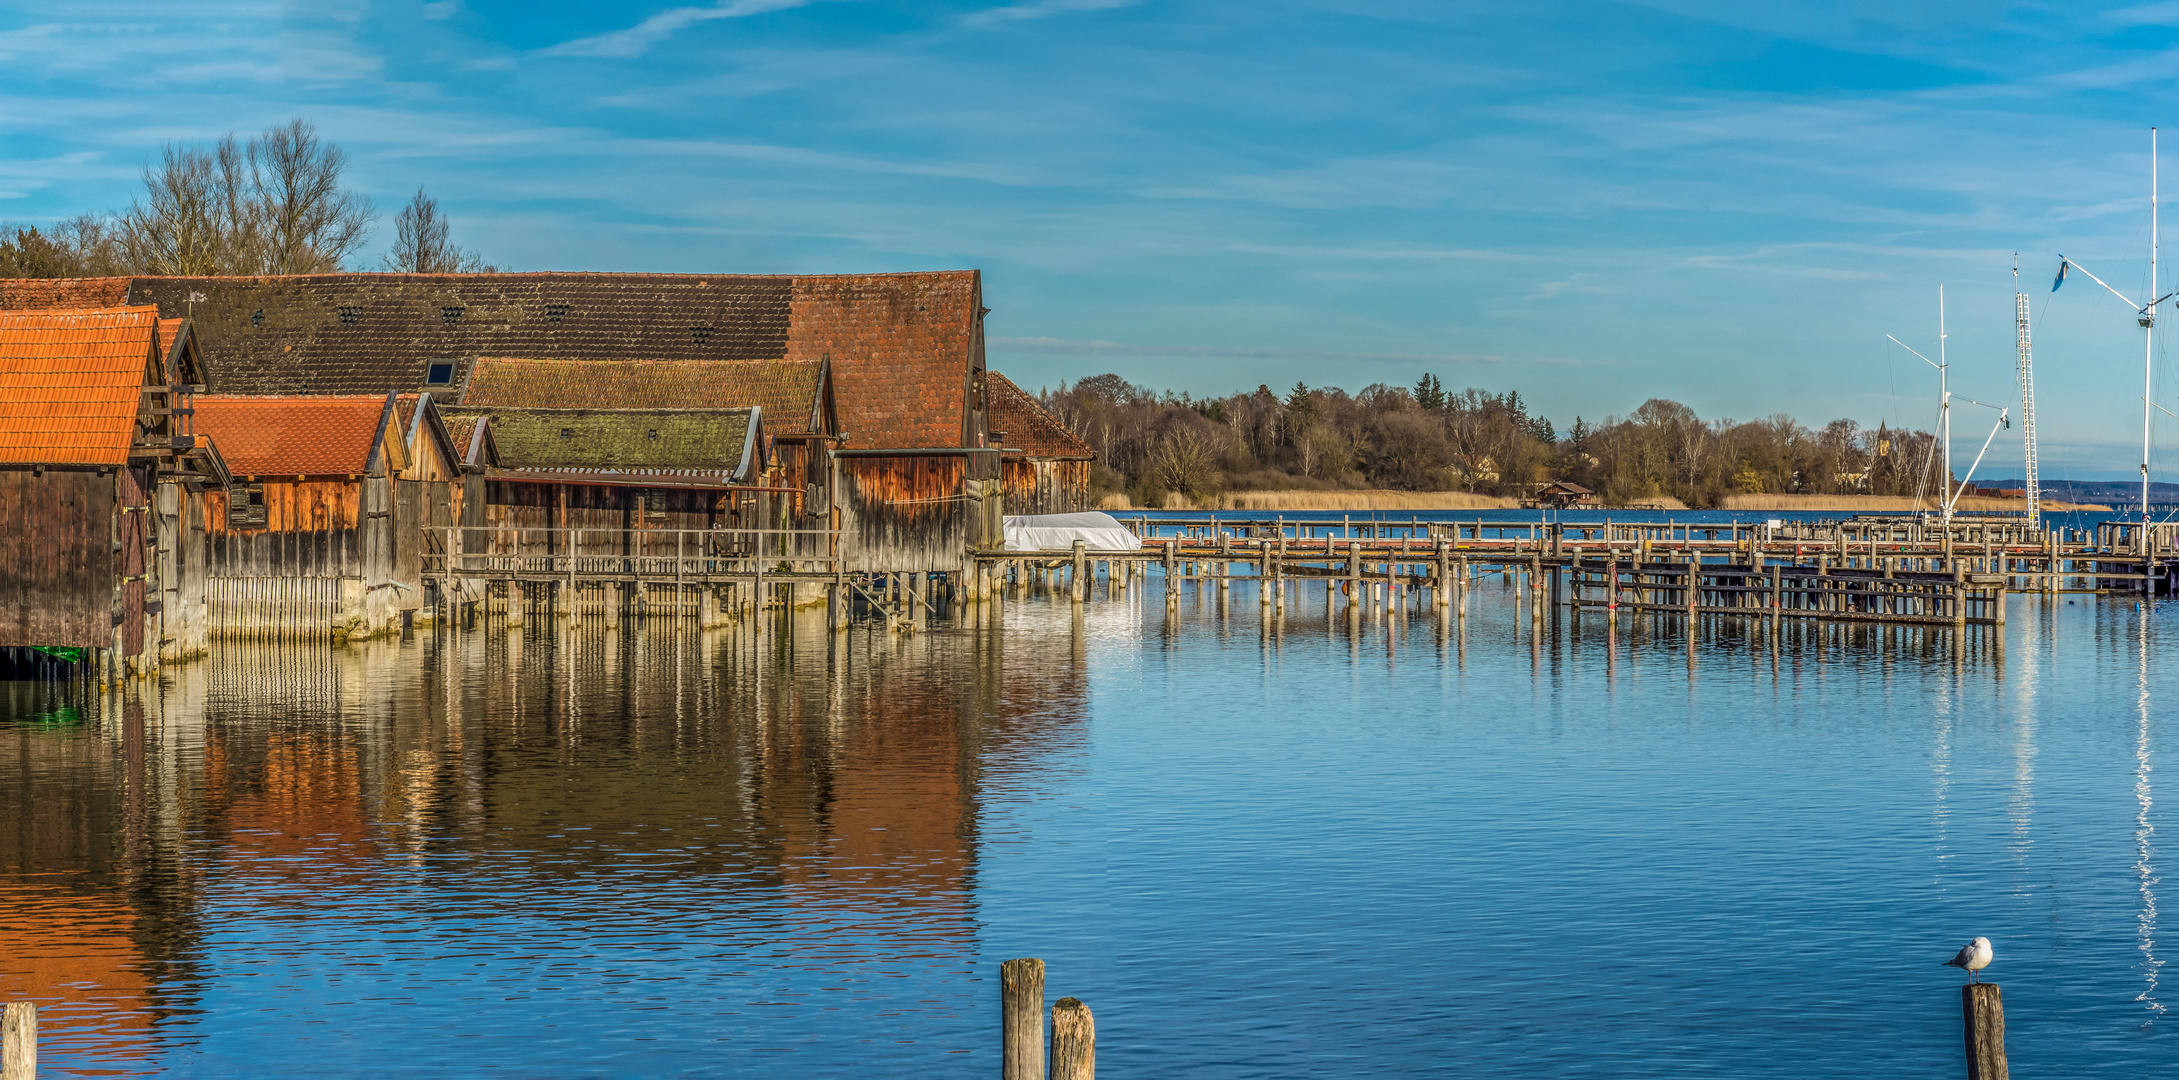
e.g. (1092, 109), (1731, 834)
(0, 278), (132, 311)
(987, 371), (1092, 459)
(440, 414), (493, 466)
(0, 271), (982, 450)
(462, 356), (828, 434)
(191, 395), (393, 477)
(0, 306), (160, 465)
(786, 272), (977, 450)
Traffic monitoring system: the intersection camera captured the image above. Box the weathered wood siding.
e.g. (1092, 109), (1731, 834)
(1001, 459), (1090, 516)
(202, 481), (364, 578)
(0, 468), (116, 648)
(838, 454), (998, 571)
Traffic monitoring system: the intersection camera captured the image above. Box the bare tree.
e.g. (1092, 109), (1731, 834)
(384, 188), (494, 273)
(254, 119), (373, 273)
(114, 119), (374, 275)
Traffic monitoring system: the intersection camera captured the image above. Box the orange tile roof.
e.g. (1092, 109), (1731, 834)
(191, 395), (391, 477)
(787, 272), (978, 449)
(462, 357), (828, 433)
(987, 371), (1093, 458)
(0, 306), (160, 465)
(0, 277), (132, 310)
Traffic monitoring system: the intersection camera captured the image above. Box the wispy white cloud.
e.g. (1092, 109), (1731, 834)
(540, 0), (819, 59)
(961, 0), (1139, 27)
(2102, 1), (2179, 26)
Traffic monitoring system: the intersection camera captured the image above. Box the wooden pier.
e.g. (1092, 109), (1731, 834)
(973, 513), (2179, 628)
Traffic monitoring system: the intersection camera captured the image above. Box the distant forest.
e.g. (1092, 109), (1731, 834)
(1040, 374), (1949, 510)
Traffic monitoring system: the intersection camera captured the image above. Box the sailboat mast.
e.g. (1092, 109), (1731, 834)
(1940, 284), (1952, 525)
(2146, 127), (2158, 531)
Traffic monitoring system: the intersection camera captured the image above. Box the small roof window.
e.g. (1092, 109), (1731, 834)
(425, 362), (455, 386)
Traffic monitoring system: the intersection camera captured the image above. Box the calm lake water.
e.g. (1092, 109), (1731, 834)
(3, 512), (2174, 1076)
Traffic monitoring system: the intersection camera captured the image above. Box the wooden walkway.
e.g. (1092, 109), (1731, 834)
(977, 513), (2179, 627)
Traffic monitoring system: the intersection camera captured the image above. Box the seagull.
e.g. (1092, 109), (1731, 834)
(1945, 937), (1994, 983)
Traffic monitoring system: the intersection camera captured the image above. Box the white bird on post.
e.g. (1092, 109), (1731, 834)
(1945, 937), (1994, 983)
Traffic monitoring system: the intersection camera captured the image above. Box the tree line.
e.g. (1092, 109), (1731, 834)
(1041, 373), (1946, 508)
(1, 119), (491, 278)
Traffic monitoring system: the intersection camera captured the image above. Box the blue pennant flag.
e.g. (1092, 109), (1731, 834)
(2053, 258), (2068, 292)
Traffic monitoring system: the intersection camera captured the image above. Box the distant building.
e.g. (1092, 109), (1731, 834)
(1532, 480), (1596, 508)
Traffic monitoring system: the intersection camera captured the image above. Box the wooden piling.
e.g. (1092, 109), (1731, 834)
(1962, 983), (2006, 1080)
(1071, 540), (1087, 603)
(1, 1002), (32, 1080)
(1051, 997), (1095, 1080)
(1002, 958), (1046, 1080)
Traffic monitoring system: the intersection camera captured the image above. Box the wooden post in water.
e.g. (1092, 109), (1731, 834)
(1, 1001), (32, 1080)
(1001, 959), (1046, 1080)
(1071, 540), (1087, 603)
(1051, 997), (1095, 1080)
(1962, 983), (2006, 1080)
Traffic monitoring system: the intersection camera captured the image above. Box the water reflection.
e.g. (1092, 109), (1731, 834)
(3, 581), (2173, 1077)
(2, 612), (1087, 1074)
(2137, 606), (2163, 1022)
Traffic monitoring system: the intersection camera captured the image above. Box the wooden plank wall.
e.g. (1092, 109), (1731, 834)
(0, 468), (115, 648)
(201, 481), (364, 578)
(119, 466), (151, 656)
(840, 456), (971, 572)
(1002, 459), (1090, 516)
(207, 578), (340, 638)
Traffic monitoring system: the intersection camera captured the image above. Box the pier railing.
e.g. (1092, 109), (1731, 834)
(425, 525), (849, 583)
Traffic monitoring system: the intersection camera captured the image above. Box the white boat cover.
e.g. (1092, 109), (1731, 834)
(1002, 512), (1144, 552)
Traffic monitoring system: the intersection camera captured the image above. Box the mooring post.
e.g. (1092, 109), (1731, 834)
(1962, 983), (2007, 1080)
(1, 1001), (33, 1080)
(1051, 996), (1095, 1080)
(1001, 959), (1046, 1080)
(1434, 540), (1450, 608)
(1071, 540), (1087, 603)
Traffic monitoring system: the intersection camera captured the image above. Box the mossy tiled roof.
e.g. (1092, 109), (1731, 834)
(440, 406), (756, 480)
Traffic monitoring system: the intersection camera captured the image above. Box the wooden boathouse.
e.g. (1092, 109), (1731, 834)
(457, 355), (836, 532)
(987, 372), (1094, 515)
(189, 393), (462, 638)
(0, 305), (226, 665)
(0, 271), (1088, 569)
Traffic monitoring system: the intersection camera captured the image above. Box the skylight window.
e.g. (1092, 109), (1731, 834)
(425, 362), (454, 386)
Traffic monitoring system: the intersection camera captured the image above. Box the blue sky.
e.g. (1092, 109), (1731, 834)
(6, 2), (2179, 476)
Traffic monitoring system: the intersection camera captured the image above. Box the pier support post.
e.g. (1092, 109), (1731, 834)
(4, 1001), (35, 1080)
(1051, 997), (1095, 1080)
(1434, 541), (1450, 608)
(1962, 983), (2007, 1080)
(1071, 540), (1087, 603)
(1001, 959), (1045, 1080)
